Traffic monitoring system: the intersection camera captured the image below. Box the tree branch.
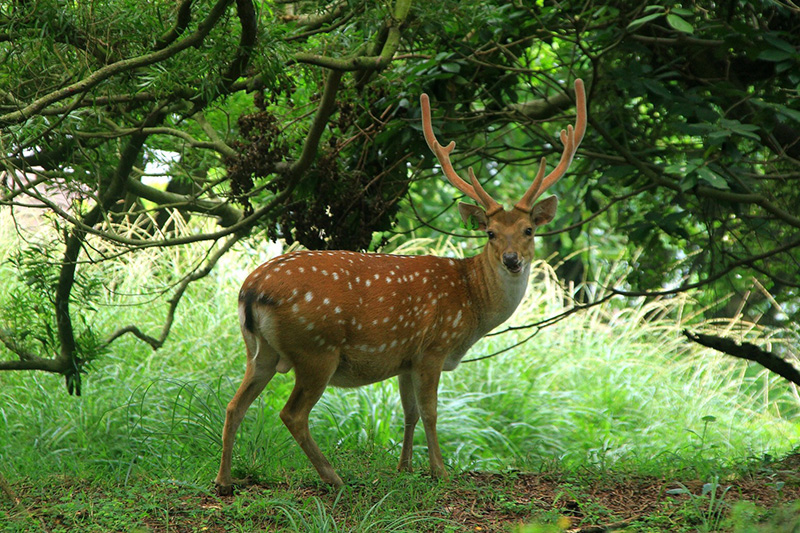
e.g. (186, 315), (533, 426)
(124, 177), (243, 227)
(589, 115), (800, 231)
(684, 330), (800, 386)
(102, 232), (243, 351)
(0, 329), (40, 363)
(154, 0), (196, 50)
(283, 0), (349, 29)
(290, 0), (410, 71)
(504, 91), (573, 121)
(73, 125), (237, 158)
(0, 0), (234, 126)
(288, 68), (344, 178)
(220, 0), (258, 92)
(0, 357), (69, 373)
(609, 233), (800, 298)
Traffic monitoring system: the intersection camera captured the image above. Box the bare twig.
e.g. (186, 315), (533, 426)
(466, 293), (617, 363)
(102, 232), (244, 350)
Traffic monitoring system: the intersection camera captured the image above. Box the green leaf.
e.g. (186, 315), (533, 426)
(696, 166), (729, 189)
(627, 12), (662, 31)
(441, 62), (461, 73)
(757, 49), (793, 62)
(641, 79), (673, 99)
(666, 14), (693, 34)
(717, 119), (761, 141)
(656, 211), (690, 239)
(763, 34), (796, 54)
(774, 104), (800, 124)
(680, 173), (698, 191)
(671, 7), (693, 16)
(666, 158), (703, 175)
(751, 99), (800, 124)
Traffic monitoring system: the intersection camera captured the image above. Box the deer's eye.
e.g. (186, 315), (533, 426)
(524, 227), (533, 236)
(486, 230), (496, 240)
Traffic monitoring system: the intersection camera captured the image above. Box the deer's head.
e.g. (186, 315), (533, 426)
(420, 79), (587, 276)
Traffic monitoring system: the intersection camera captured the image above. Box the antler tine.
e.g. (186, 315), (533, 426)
(467, 167), (503, 216)
(420, 94), (501, 214)
(524, 156), (548, 206)
(515, 128), (574, 211)
(515, 78), (587, 212)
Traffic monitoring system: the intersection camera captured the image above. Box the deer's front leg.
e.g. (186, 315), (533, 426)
(397, 372), (419, 472)
(413, 366), (447, 479)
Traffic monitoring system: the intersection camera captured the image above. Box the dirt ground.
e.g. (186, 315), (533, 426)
(229, 453), (800, 532)
(4, 454), (799, 532)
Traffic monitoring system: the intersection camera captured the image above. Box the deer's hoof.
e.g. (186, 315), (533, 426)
(215, 482), (234, 496)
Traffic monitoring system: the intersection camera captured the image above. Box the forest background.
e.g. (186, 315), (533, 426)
(1, 1), (800, 531)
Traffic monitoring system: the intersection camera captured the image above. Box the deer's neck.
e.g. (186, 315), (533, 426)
(463, 253), (529, 336)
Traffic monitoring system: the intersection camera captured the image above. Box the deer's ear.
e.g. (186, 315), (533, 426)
(530, 195), (558, 227)
(458, 202), (488, 231)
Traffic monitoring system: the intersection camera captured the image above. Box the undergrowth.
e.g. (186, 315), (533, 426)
(1, 213), (799, 531)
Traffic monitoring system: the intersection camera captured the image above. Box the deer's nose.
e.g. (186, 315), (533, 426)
(502, 252), (522, 273)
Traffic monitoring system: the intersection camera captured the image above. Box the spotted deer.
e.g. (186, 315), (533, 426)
(215, 79), (587, 492)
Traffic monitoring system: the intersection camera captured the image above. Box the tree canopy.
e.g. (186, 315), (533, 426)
(1, 0), (798, 392)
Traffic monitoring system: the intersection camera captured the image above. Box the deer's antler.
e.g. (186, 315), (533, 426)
(515, 78), (587, 212)
(420, 94), (503, 216)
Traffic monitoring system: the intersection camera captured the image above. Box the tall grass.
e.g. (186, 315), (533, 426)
(0, 212), (798, 493)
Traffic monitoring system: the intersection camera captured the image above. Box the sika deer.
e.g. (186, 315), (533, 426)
(215, 80), (587, 492)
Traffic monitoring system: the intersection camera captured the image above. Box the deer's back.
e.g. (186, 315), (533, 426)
(238, 251), (478, 385)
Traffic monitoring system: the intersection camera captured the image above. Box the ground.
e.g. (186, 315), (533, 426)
(4, 454), (800, 532)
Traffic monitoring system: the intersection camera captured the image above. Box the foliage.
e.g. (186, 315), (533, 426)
(2, 241), (107, 393)
(1, 2), (799, 389)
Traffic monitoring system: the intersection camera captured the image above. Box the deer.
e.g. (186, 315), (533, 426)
(215, 79), (586, 493)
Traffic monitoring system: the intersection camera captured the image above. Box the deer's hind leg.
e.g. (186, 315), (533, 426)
(279, 347), (343, 487)
(216, 335), (279, 495)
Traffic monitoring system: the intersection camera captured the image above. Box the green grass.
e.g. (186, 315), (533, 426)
(1, 215), (799, 531)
